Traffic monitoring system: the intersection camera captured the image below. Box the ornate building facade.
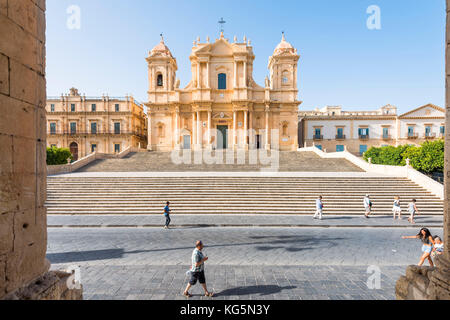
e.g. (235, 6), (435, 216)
(46, 88), (147, 160)
(299, 104), (445, 155)
(145, 33), (301, 151)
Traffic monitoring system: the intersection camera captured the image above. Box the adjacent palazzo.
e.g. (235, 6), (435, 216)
(145, 32), (301, 151)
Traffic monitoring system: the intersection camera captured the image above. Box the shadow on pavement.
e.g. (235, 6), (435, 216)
(216, 285), (296, 297)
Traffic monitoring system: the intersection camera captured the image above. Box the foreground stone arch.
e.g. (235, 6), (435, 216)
(0, 0), (81, 300)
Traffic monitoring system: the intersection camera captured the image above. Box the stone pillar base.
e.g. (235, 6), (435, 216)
(2, 271), (83, 300)
(396, 256), (450, 300)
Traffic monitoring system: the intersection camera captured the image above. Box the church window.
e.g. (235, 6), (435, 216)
(218, 73), (227, 90)
(157, 74), (163, 87)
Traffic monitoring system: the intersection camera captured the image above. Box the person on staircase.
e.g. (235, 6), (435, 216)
(363, 194), (372, 218)
(313, 196), (324, 220)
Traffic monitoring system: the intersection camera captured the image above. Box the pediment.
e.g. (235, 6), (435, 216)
(399, 104), (444, 118)
(195, 39), (234, 56)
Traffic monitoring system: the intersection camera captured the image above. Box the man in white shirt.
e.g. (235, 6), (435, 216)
(313, 196), (323, 220)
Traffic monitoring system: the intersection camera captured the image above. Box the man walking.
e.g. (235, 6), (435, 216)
(163, 201), (171, 229)
(363, 194), (372, 218)
(183, 240), (214, 297)
(313, 195), (323, 220)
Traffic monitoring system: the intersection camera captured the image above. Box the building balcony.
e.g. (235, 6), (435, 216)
(335, 134), (346, 140)
(407, 134), (419, 139)
(382, 135), (391, 140)
(313, 135), (323, 141)
(425, 133), (436, 139)
(47, 131), (146, 139)
(359, 135), (369, 140)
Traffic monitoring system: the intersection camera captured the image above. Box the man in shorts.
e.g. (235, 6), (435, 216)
(183, 240), (214, 297)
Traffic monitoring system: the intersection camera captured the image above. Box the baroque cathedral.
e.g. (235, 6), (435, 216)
(145, 32), (301, 151)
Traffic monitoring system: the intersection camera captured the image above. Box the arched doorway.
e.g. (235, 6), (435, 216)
(69, 142), (78, 161)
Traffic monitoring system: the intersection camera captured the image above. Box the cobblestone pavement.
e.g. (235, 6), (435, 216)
(47, 214), (443, 228)
(47, 227), (443, 300)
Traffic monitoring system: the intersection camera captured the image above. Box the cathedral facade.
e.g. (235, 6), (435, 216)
(145, 32), (301, 151)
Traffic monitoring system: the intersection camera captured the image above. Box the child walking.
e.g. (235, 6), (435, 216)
(408, 199), (419, 224)
(313, 196), (324, 220)
(431, 236), (444, 258)
(393, 196), (401, 220)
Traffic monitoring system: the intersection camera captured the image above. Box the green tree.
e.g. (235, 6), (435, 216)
(46, 146), (73, 165)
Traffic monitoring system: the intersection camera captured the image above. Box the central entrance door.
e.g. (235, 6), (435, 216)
(256, 134), (262, 149)
(183, 135), (191, 149)
(216, 125), (228, 149)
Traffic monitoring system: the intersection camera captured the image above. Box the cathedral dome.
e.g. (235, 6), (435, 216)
(273, 33), (296, 56)
(150, 36), (173, 58)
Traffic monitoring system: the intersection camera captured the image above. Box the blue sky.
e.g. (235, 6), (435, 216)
(46, 0), (445, 113)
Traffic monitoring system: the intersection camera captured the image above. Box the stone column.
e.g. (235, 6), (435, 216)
(207, 110), (212, 150)
(192, 112), (196, 148)
(233, 110), (237, 150)
(234, 62), (238, 88)
(196, 111), (201, 148)
(174, 108), (180, 149)
(244, 110), (248, 150)
(244, 62), (247, 87)
(265, 106), (271, 150)
(249, 110), (253, 149)
(206, 63), (210, 88)
(197, 63), (200, 88)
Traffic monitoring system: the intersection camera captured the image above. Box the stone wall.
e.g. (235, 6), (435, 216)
(0, 0), (82, 300)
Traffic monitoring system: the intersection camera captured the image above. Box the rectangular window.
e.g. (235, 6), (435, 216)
(91, 144), (97, 153)
(315, 128), (321, 136)
(336, 145), (344, 152)
(359, 145), (368, 156)
(91, 122), (97, 134)
(92, 104), (96, 112)
(425, 126), (431, 136)
(358, 128), (369, 136)
(50, 104), (55, 112)
(50, 123), (56, 134)
(71, 104), (75, 112)
(114, 144), (121, 153)
(70, 122), (77, 134)
(337, 128), (344, 137)
(114, 122), (121, 134)
(383, 127), (389, 138)
(218, 73), (227, 90)
(408, 126), (415, 136)
(115, 104), (120, 112)
(440, 126), (445, 135)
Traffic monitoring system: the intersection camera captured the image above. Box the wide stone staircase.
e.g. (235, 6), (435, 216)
(75, 151), (363, 172)
(46, 176), (443, 215)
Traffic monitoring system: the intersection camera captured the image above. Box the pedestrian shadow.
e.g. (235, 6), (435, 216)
(216, 285), (296, 297)
(46, 249), (125, 263)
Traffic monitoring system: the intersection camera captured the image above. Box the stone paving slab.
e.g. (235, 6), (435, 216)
(47, 227), (442, 300)
(47, 214), (443, 228)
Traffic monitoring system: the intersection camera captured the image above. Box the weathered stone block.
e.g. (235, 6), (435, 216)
(0, 94), (36, 140)
(405, 265), (421, 280)
(0, 0), (7, 16)
(7, 0), (44, 42)
(0, 134), (13, 174)
(0, 173), (19, 215)
(0, 53), (8, 95)
(0, 255), (5, 296)
(9, 59), (45, 106)
(0, 212), (13, 255)
(0, 14), (43, 73)
(12, 136), (36, 174)
(395, 275), (409, 298)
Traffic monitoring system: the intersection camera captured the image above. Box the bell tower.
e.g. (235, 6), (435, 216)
(268, 33), (300, 95)
(146, 35), (178, 94)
